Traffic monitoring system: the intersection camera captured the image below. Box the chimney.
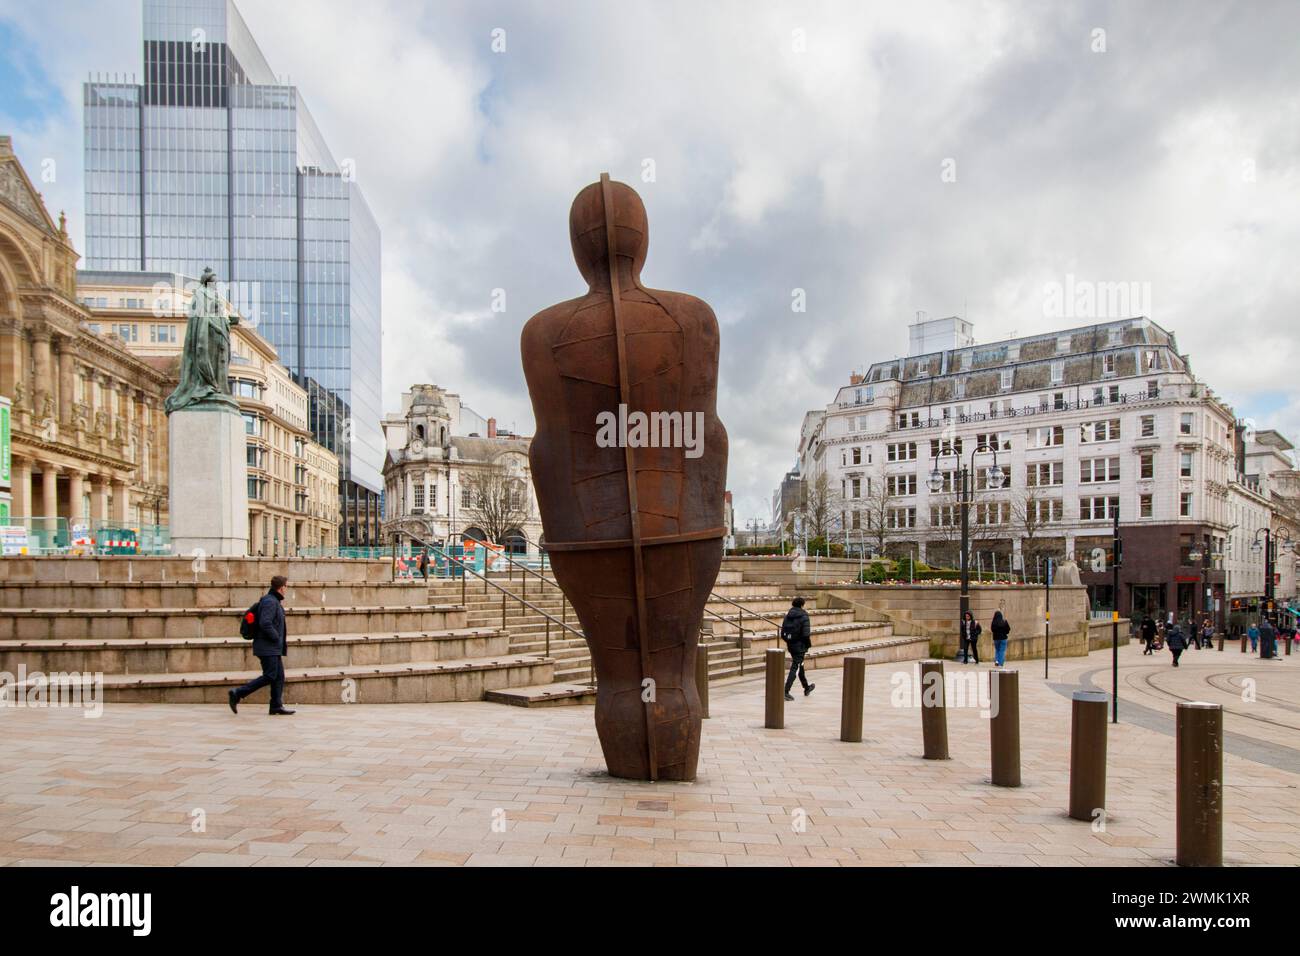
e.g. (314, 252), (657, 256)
(487, 417), (497, 438)
(849, 371), (864, 385)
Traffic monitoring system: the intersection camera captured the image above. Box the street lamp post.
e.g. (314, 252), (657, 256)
(1252, 527), (1294, 651)
(929, 442), (1005, 659)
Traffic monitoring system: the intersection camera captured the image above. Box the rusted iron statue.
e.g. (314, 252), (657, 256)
(522, 174), (728, 781)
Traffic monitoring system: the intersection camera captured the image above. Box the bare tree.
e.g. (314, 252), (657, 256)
(797, 471), (840, 540)
(858, 476), (893, 556)
(460, 466), (532, 545)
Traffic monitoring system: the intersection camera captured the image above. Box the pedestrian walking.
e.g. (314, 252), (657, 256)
(1140, 614), (1157, 655)
(418, 546), (430, 581)
(1260, 617), (1277, 659)
(1248, 622), (1260, 653)
(959, 611), (981, 664)
(990, 610), (1010, 667)
(229, 574), (295, 716)
(1200, 618), (1215, 651)
(1167, 623), (1187, 667)
(779, 597), (815, 701)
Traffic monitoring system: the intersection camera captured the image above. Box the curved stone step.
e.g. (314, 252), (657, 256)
(0, 627), (510, 675)
(13, 654), (556, 704)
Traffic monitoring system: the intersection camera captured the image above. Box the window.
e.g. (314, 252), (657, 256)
(930, 437), (963, 458)
(851, 447), (862, 465)
(1102, 353), (1117, 376)
(850, 478), (862, 499)
(413, 484), (425, 510)
(1143, 350), (1159, 371)
(887, 442), (918, 462)
(243, 413), (259, 436)
(976, 465), (1011, 491)
(1180, 413), (1194, 435)
(1140, 415), (1155, 438)
(461, 486), (471, 508)
(1140, 452), (1154, 480)
(887, 507), (917, 529)
(975, 432), (1010, 452)
(1146, 379), (1159, 398)
(1080, 495), (1120, 521)
(1050, 360), (1064, 384)
(930, 505), (960, 528)
(1140, 494), (1153, 518)
(1180, 452), (1193, 478)
(954, 379), (966, 399)
(886, 474), (917, 496)
(1000, 369), (1013, 390)
(245, 444), (259, 468)
(897, 412), (920, 429)
(1180, 492), (1192, 517)
(1056, 335), (1071, 353)
(1054, 392), (1066, 410)
(975, 501), (1011, 525)
(149, 323), (177, 343)
(115, 323), (138, 343)
(1031, 425), (1064, 448)
(1080, 457), (1121, 483)
(1027, 462), (1064, 487)
(1030, 498), (1064, 524)
(1080, 419), (1121, 443)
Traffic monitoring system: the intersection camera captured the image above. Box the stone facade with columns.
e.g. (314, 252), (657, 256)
(0, 136), (169, 543)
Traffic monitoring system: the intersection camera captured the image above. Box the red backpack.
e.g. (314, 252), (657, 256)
(239, 602), (260, 640)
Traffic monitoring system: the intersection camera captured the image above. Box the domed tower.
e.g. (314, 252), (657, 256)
(405, 384), (452, 453)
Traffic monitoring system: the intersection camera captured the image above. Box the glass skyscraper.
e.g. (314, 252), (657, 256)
(83, 0), (383, 545)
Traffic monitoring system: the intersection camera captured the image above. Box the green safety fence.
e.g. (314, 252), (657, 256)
(1, 517), (171, 556)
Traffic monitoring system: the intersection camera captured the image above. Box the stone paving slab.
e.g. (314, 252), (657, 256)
(0, 643), (1295, 866)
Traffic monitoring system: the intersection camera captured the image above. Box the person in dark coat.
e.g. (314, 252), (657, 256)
(1259, 617), (1277, 659)
(418, 547), (430, 581)
(780, 597), (815, 701)
(959, 611), (982, 664)
(1140, 615), (1157, 655)
(990, 610), (1010, 667)
(229, 575), (295, 715)
(1166, 624), (1187, 667)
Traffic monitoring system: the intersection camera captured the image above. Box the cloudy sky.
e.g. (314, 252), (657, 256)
(2, 0), (1297, 524)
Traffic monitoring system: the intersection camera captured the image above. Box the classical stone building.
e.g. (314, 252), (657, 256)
(798, 314), (1240, 624)
(76, 271), (342, 555)
(0, 136), (170, 543)
(381, 384), (542, 554)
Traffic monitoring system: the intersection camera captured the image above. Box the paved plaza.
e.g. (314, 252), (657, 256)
(1, 642), (1296, 867)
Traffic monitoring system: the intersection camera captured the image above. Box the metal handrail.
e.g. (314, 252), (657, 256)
(392, 531), (589, 683)
(457, 530), (563, 604)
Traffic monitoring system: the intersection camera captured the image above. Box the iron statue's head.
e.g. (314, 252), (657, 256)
(569, 174), (648, 290)
(199, 267), (216, 286)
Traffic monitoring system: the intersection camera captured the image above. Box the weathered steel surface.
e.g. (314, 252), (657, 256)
(521, 174), (728, 781)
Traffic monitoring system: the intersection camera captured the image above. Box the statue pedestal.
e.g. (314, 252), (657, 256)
(169, 409), (248, 557)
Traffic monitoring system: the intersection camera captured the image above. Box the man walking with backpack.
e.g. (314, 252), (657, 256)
(780, 596), (815, 702)
(229, 574), (295, 715)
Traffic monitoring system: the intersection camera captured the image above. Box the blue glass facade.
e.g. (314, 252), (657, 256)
(83, 0), (383, 544)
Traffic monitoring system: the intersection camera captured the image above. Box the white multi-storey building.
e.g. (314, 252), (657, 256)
(799, 315), (1240, 623)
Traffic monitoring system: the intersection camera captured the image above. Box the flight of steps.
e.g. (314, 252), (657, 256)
(471, 568), (929, 705)
(0, 557), (554, 705)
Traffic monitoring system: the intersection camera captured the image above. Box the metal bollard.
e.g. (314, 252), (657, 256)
(764, 648), (785, 729)
(989, 669), (1021, 787)
(920, 659), (949, 759)
(1217, 631), (1224, 652)
(1287, 634), (1293, 656)
(840, 656), (866, 742)
(1176, 701), (1223, 867)
(1240, 633), (1247, 653)
(696, 642), (710, 720)
(1069, 690), (1108, 821)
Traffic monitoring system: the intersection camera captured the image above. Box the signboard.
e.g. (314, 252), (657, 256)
(2, 525), (28, 556)
(0, 396), (9, 490)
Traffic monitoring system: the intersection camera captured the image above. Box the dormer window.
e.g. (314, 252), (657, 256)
(1050, 360), (1064, 384)
(1056, 336), (1070, 354)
